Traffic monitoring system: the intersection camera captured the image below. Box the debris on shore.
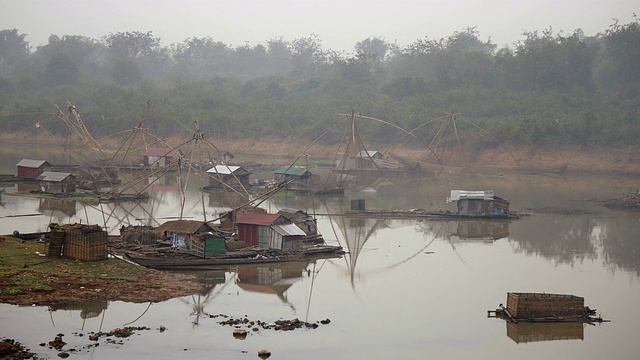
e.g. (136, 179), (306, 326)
(605, 192), (640, 212)
(0, 338), (37, 359)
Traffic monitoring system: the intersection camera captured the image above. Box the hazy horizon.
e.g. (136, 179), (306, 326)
(1, 0), (637, 53)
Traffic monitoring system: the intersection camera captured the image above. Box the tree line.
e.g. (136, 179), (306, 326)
(0, 17), (639, 147)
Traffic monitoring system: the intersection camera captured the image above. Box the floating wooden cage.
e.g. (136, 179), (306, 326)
(507, 292), (585, 319)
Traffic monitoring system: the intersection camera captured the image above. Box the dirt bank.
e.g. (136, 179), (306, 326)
(0, 237), (204, 307)
(3, 132), (640, 176)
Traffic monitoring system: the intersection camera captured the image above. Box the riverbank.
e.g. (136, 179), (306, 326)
(2, 131), (640, 176)
(0, 237), (203, 306)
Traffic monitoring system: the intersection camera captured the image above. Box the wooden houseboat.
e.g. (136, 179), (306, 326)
(205, 165), (252, 191)
(36, 171), (76, 193)
(143, 147), (180, 168)
(450, 190), (510, 218)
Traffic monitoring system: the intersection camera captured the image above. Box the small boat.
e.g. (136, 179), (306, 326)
(121, 245), (345, 271)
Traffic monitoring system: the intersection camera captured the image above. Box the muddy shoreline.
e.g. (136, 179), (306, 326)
(0, 237), (205, 307)
(2, 132), (640, 176)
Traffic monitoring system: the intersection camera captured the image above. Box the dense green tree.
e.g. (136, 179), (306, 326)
(601, 16), (640, 89)
(44, 53), (79, 86)
(111, 59), (142, 86)
(290, 34), (326, 77)
(0, 20), (639, 145)
(0, 29), (30, 78)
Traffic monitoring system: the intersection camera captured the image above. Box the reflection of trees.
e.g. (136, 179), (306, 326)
(594, 218), (640, 276)
(508, 215), (598, 266)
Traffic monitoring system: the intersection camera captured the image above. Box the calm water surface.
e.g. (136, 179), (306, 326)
(1, 148), (639, 359)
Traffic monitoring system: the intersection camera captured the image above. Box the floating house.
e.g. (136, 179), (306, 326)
(450, 190), (510, 218)
(16, 159), (52, 179)
(359, 150), (384, 160)
(278, 209), (320, 239)
(143, 147), (180, 168)
(154, 220), (226, 257)
(37, 171), (76, 193)
(236, 212), (306, 251)
(206, 165), (252, 190)
(274, 166), (312, 183)
(335, 150), (403, 172)
(275, 165), (343, 195)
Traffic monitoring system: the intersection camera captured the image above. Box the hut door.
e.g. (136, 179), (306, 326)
(172, 233), (187, 249)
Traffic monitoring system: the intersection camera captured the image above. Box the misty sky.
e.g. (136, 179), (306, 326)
(1, 0), (637, 53)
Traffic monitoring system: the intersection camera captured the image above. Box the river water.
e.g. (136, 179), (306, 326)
(1, 148), (640, 359)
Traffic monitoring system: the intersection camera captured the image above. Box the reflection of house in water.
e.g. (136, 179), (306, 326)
(48, 300), (109, 319)
(38, 198), (77, 219)
(145, 174), (177, 192)
(236, 262), (309, 305)
(451, 220), (510, 242)
(505, 322), (584, 344)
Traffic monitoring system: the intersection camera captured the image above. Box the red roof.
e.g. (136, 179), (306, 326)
(236, 212), (281, 226)
(144, 147), (179, 157)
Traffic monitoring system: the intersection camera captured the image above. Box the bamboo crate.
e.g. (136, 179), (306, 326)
(62, 226), (108, 261)
(47, 230), (65, 258)
(506, 292), (585, 319)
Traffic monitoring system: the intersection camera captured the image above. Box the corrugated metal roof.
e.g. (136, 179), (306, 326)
(207, 165), (242, 175)
(358, 150), (381, 158)
(144, 147), (179, 157)
(37, 171), (73, 182)
(17, 159), (50, 168)
(451, 190), (495, 201)
(274, 166), (309, 176)
(236, 212), (281, 226)
(271, 224), (306, 237)
(155, 220), (212, 234)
